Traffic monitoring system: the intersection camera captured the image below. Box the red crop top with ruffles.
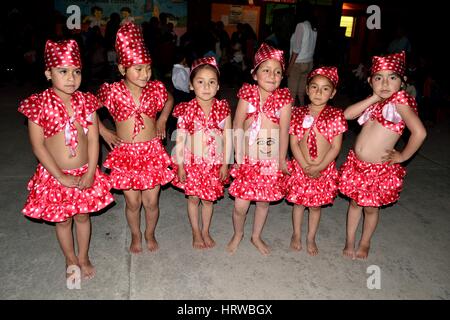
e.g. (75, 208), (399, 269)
(289, 105), (347, 143)
(357, 90), (418, 135)
(173, 98), (230, 135)
(18, 88), (98, 156)
(97, 80), (168, 138)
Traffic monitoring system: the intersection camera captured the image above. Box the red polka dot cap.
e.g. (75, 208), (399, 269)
(371, 51), (406, 77)
(190, 56), (220, 75)
(307, 66), (339, 87)
(115, 22), (152, 67)
(44, 39), (81, 69)
(252, 42), (285, 74)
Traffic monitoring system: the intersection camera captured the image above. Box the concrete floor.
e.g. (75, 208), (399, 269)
(0, 83), (449, 300)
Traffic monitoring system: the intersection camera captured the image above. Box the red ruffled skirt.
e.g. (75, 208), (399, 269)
(172, 150), (229, 201)
(228, 156), (288, 202)
(339, 150), (406, 207)
(286, 160), (339, 207)
(22, 164), (114, 222)
(103, 138), (175, 190)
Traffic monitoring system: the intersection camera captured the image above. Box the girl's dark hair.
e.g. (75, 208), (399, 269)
(189, 64), (220, 84)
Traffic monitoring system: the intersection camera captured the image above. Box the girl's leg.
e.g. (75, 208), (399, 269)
(343, 199), (363, 259)
(187, 196), (205, 249)
(73, 214), (95, 279)
(356, 206), (380, 259)
(142, 186), (161, 252)
(306, 207), (321, 256)
(290, 204), (305, 251)
(123, 189), (143, 254)
(251, 201), (271, 256)
(200, 199), (215, 248)
(226, 198), (251, 254)
(55, 218), (78, 273)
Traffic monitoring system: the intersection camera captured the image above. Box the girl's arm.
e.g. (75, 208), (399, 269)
(289, 134), (309, 169)
(279, 103), (292, 174)
(233, 99), (248, 165)
(175, 128), (188, 182)
(156, 91), (174, 139)
(78, 112), (100, 190)
(97, 114), (122, 149)
(220, 116), (233, 181)
(382, 104), (427, 164)
(28, 121), (79, 188)
(304, 133), (343, 178)
(344, 94), (381, 120)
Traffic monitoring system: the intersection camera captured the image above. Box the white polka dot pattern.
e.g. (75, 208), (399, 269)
(371, 51), (406, 77)
(18, 88), (100, 154)
(44, 39), (81, 69)
(238, 83), (293, 124)
(286, 160), (339, 207)
(356, 90), (417, 135)
(97, 80), (168, 139)
(289, 105), (347, 159)
(339, 150), (406, 207)
(253, 43), (285, 72)
(307, 66), (339, 87)
(115, 22), (151, 67)
(191, 56), (220, 74)
(22, 164), (114, 222)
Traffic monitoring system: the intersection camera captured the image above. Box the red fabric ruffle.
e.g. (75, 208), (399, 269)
(228, 157), (287, 202)
(339, 150), (406, 207)
(286, 160), (339, 207)
(172, 150), (229, 201)
(103, 138), (175, 190)
(22, 164), (114, 222)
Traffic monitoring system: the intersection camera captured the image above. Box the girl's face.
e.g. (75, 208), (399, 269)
(369, 70), (402, 99)
(45, 66), (81, 97)
(306, 75), (336, 106)
(121, 64), (152, 88)
(253, 59), (283, 96)
(190, 67), (219, 103)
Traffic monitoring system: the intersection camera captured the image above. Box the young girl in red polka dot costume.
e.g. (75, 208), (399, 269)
(286, 66), (347, 256)
(171, 57), (232, 249)
(227, 43), (293, 256)
(97, 23), (175, 254)
(18, 39), (114, 282)
(339, 51), (426, 259)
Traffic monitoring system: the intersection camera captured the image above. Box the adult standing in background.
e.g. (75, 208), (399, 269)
(286, 2), (317, 105)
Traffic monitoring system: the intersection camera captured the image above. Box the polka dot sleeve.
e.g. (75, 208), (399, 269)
(18, 93), (44, 127)
(83, 92), (101, 115)
(97, 82), (113, 113)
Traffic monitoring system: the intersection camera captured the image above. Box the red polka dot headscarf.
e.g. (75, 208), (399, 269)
(252, 43), (285, 75)
(371, 51), (406, 77)
(190, 56), (220, 75)
(115, 22), (152, 67)
(44, 39), (81, 69)
(307, 66), (339, 87)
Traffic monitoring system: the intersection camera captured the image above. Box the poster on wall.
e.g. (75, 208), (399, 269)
(54, 0), (187, 34)
(211, 3), (260, 38)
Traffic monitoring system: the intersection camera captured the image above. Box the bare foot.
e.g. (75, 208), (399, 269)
(226, 233), (243, 255)
(192, 232), (206, 249)
(306, 239), (319, 256)
(145, 233), (159, 252)
(79, 259), (96, 280)
(356, 243), (370, 259)
(251, 236), (270, 256)
(202, 232), (216, 249)
(290, 234), (302, 251)
(129, 232), (143, 254)
(343, 241), (356, 260)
